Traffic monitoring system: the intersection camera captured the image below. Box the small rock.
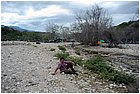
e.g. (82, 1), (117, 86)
(72, 81), (77, 84)
(11, 88), (17, 93)
(16, 82), (20, 85)
(87, 80), (90, 83)
(129, 70), (132, 73)
(12, 76), (16, 79)
(59, 83), (63, 86)
(29, 62), (33, 64)
(47, 66), (51, 69)
(91, 89), (96, 92)
(10, 52), (13, 55)
(34, 91), (39, 93)
(53, 57), (57, 59)
(25, 82), (39, 87)
(92, 76), (95, 79)
(28, 81), (32, 83)
(113, 83), (118, 87)
(119, 84), (123, 87)
(123, 85), (126, 88)
(84, 88), (90, 92)
(61, 72), (65, 75)
(3, 74), (7, 77)
(95, 81), (102, 85)
(109, 84), (114, 88)
(5, 86), (10, 90)
(83, 72), (89, 74)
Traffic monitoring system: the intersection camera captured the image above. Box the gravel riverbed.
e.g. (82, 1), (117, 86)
(1, 41), (133, 93)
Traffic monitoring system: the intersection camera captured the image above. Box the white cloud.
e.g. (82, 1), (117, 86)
(25, 5), (71, 18)
(1, 5), (71, 25)
(100, 1), (121, 8)
(70, 0), (101, 6)
(1, 13), (21, 25)
(111, 14), (134, 25)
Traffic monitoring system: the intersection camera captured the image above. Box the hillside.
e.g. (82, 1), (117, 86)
(1, 25), (50, 42)
(113, 20), (139, 44)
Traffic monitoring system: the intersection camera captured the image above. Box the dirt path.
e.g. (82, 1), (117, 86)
(1, 41), (128, 93)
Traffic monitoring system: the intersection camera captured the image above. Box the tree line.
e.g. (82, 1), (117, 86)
(1, 26), (49, 42)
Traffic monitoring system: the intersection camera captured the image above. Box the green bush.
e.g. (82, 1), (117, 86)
(58, 45), (66, 51)
(66, 56), (83, 66)
(54, 51), (69, 59)
(107, 70), (134, 84)
(50, 48), (55, 51)
(83, 55), (134, 84)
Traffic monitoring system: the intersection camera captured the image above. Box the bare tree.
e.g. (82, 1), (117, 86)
(75, 4), (112, 46)
(131, 8), (139, 21)
(46, 23), (59, 40)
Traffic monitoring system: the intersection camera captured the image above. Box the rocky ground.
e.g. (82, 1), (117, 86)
(73, 44), (139, 76)
(1, 41), (138, 93)
(71, 43), (139, 92)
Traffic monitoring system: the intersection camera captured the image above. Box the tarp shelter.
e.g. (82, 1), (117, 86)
(100, 40), (105, 43)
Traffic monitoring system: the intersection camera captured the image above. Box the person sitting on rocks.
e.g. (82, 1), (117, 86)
(51, 57), (78, 75)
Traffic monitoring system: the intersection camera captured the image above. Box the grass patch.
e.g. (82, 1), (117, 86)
(83, 55), (134, 84)
(66, 56), (84, 66)
(50, 48), (55, 51)
(54, 51), (69, 59)
(75, 48), (81, 55)
(58, 45), (66, 51)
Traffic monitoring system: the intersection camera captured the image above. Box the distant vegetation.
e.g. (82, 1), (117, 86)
(2, 19), (138, 45)
(72, 20), (139, 45)
(113, 20), (139, 44)
(1, 25), (49, 42)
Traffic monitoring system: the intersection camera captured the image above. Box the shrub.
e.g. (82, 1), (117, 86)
(75, 48), (81, 55)
(107, 70), (134, 84)
(83, 55), (134, 84)
(66, 56), (83, 66)
(58, 45), (66, 51)
(54, 51), (69, 59)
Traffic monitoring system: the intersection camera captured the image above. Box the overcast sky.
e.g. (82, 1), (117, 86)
(1, 1), (139, 32)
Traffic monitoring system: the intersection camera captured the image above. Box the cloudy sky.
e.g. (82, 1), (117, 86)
(1, 0), (139, 32)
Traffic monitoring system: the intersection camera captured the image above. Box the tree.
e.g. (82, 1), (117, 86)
(131, 8), (139, 21)
(75, 4), (112, 46)
(42, 35), (49, 42)
(46, 23), (59, 40)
